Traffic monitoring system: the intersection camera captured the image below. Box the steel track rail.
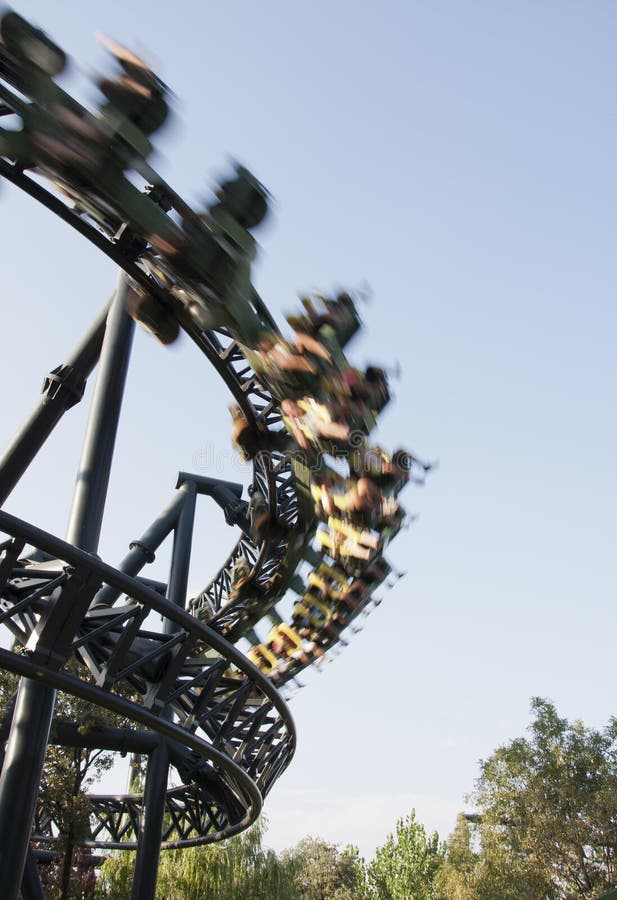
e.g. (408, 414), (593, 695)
(0, 151), (315, 639)
(0, 509), (296, 846)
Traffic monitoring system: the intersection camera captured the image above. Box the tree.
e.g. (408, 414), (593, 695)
(97, 817), (298, 900)
(37, 690), (119, 900)
(280, 836), (369, 899)
(436, 813), (546, 899)
(367, 809), (444, 900)
(435, 814), (478, 900)
(442, 698), (617, 899)
(0, 665), (128, 899)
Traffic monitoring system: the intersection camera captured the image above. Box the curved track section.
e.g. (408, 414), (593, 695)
(0, 94), (313, 644)
(0, 509), (294, 847)
(0, 12), (428, 861)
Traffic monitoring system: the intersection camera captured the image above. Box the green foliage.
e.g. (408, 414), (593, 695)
(97, 817), (297, 900)
(94, 851), (134, 900)
(280, 836), (369, 899)
(440, 698), (617, 899)
(436, 813), (545, 900)
(0, 661), (127, 899)
(35, 683), (134, 900)
(98, 823), (369, 899)
(4, 679), (615, 900)
(367, 809), (444, 900)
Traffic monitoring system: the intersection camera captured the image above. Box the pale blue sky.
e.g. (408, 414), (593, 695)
(0, 0), (615, 860)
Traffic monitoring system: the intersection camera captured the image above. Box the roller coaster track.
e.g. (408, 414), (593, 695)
(0, 509), (294, 847)
(0, 139), (314, 637)
(0, 56), (308, 853)
(0, 14), (421, 895)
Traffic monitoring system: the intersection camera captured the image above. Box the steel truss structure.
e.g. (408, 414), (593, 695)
(0, 66), (310, 900)
(0, 13), (419, 900)
(0, 273), (300, 899)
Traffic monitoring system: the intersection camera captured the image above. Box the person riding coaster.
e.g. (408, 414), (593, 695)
(311, 471), (385, 526)
(286, 290), (361, 350)
(97, 35), (170, 150)
(280, 397), (350, 453)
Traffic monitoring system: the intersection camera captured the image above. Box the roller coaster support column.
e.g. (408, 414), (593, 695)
(0, 298), (109, 505)
(0, 273), (135, 899)
(131, 477), (197, 900)
(65, 271), (135, 550)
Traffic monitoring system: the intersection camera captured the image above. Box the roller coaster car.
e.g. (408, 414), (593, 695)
(230, 405), (261, 461)
(124, 282), (180, 345)
(350, 447), (413, 501)
(294, 594), (331, 630)
(379, 502), (407, 545)
(327, 291), (361, 346)
(246, 338), (323, 405)
(291, 604), (311, 636)
(282, 397), (351, 454)
(288, 291), (361, 350)
(314, 561), (349, 588)
(228, 557), (254, 600)
(246, 642), (277, 674)
(212, 165), (269, 231)
(97, 98), (154, 162)
(319, 476), (385, 527)
(96, 77), (167, 161)
(98, 36), (169, 140)
(307, 571), (346, 606)
(327, 516), (380, 551)
(247, 488), (271, 543)
(355, 367), (389, 415)
(230, 405), (286, 462)
(316, 534), (379, 579)
(310, 479), (335, 518)
(315, 611), (348, 643)
(0, 11), (66, 77)
(336, 578), (371, 612)
(267, 623), (303, 657)
(360, 555), (392, 588)
(170, 219), (236, 297)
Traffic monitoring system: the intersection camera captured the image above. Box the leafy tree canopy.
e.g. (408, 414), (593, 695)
(440, 698), (617, 899)
(281, 835), (369, 899)
(367, 809), (444, 900)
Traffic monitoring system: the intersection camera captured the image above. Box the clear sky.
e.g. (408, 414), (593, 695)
(0, 0), (615, 862)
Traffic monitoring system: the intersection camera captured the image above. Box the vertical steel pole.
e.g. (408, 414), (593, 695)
(19, 849), (46, 900)
(0, 679), (56, 899)
(0, 300), (109, 506)
(66, 272), (135, 550)
(129, 739), (170, 900)
(0, 273), (135, 899)
(131, 479), (197, 900)
(166, 480), (198, 619)
(92, 488), (188, 609)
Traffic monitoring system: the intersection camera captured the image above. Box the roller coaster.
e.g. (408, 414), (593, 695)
(0, 11), (430, 899)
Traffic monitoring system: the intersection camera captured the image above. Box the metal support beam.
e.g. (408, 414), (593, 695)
(130, 740), (170, 900)
(167, 479), (198, 618)
(176, 471), (249, 532)
(91, 487), (188, 609)
(0, 274), (134, 899)
(0, 299), (108, 505)
(19, 848), (46, 900)
(66, 272), (135, 551)
(0, 676), (54, 900)
(93, 474), (245, 608)
(131, 479), (197, 899)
